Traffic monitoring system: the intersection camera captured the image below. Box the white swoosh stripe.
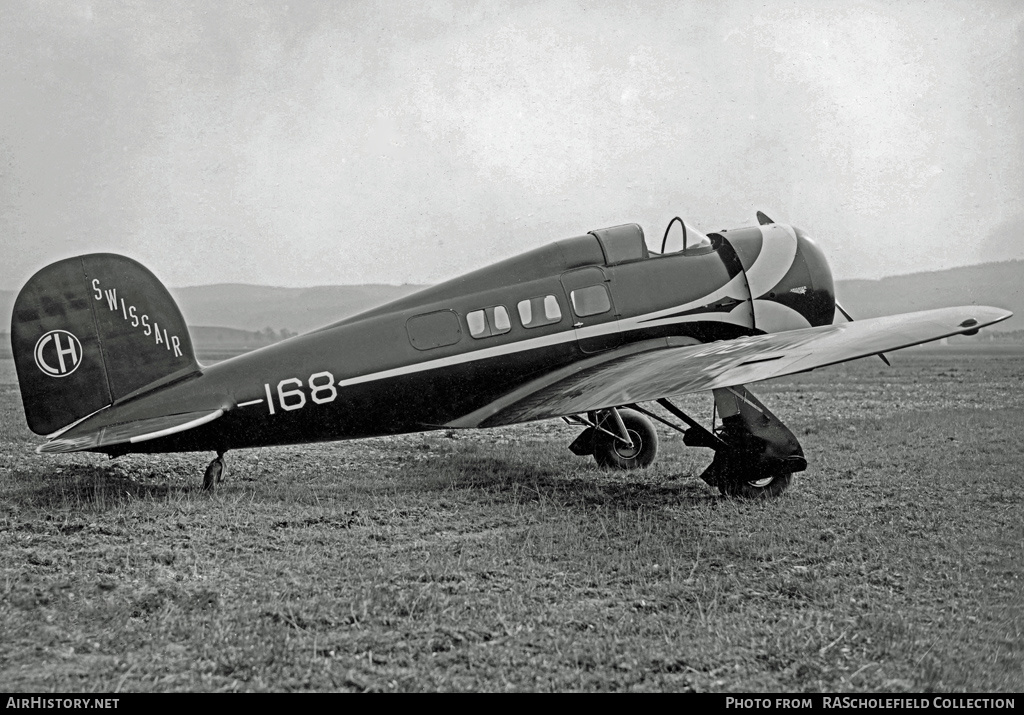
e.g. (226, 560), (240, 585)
(751, 300), (812, 332)
(336, 330), (580, 387)
(45, 405), (108, 439)
(622, 273), (750, 323)
(335, 292), (757, 389)
(744, 224), (798, 297)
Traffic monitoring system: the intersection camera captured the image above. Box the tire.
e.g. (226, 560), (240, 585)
(593, 410), (658, 469)
(718, 471), (792, 498)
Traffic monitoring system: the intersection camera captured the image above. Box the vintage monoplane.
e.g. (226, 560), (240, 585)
(11, 213), (1011, 496)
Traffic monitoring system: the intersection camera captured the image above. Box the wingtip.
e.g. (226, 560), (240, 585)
(973, 306), (1013, 327)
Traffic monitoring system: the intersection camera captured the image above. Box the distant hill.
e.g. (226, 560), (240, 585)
(187, 325), (297, 360)
(168, 284), (427, 334)
(0, 284), (428, 358)
(1, 260), (1020, 339)
(834, 260), (1022, 330)
(0, 284), (426, 335)
(0, 326), (301, 361)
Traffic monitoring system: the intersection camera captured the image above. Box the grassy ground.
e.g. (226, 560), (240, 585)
(0, 349), (1021, 692)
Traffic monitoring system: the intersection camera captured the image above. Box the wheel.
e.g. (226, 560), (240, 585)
(593, 410), (658, 469)
(203, 455), (225, 491)
(718, 470), (792, 498)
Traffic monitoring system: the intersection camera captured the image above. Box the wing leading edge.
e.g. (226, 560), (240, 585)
(448, 306), (1012, 428)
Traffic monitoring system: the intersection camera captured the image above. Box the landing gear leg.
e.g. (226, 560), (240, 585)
(203, 451), (227, 491)
(699, 386), (805, 498)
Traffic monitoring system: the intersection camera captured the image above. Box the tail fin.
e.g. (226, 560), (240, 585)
(11, 254), (200, 435)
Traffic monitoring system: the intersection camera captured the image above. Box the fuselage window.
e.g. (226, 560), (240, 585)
(406, 310), (463, 350)
(570, 284), (611, 317)
(467, 310), (486, 337)
(467, 306), (512, 339)
(493, 305), (511, 332)
(517, 295), (562, 328)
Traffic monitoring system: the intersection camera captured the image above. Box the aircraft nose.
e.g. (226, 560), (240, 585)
(744, 224), (836, 331)
(718, 222), (837, 331)
(793, 227), (836, 326)
(772, 226), (836, 328)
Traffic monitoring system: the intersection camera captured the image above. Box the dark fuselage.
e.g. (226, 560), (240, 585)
(90, 223), (835, 455)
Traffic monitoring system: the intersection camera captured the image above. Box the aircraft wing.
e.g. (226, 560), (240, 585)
(37, 408), (224, 454)
(449, 306), (1012, 428)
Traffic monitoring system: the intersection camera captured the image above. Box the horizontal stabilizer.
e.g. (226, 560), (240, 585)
(37, 408), (223, 454)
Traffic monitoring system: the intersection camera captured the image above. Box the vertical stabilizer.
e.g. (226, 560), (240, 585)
(11, 254), (200, 435)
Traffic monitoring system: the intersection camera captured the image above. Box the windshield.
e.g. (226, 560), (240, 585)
(648, 217), (712, 254)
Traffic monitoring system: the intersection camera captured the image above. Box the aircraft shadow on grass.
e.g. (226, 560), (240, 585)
(438, 455), (714, 508)
(15, 464), (191, 510)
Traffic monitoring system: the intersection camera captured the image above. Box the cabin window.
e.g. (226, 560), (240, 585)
(467, 310), (486, 337)
(467, 306), (512, 339)
(517, 295), (562, 328)
(406, 310), (462, 350)
(493, 306), (511, 332)
(570, 284), (611, 317)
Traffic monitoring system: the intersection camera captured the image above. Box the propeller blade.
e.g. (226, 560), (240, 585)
(836, 301), (891, 366)
(756, 211), (774, 225)
(835, 302), (855, 323)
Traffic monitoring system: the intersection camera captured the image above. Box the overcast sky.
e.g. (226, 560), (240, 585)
(2, 0), (1022, 289)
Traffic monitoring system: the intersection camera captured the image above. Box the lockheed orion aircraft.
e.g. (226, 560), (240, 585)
(11, 212), (1011, 496)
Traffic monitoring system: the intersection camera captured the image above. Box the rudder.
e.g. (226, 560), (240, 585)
(11, 254), (200, 435)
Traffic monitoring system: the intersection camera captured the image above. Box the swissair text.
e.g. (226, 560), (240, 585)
(91, 279), (183, 358)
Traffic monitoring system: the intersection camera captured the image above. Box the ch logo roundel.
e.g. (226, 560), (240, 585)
(34, 330), (84, 377)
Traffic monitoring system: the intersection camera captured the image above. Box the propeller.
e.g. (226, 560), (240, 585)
(757, 209), (889, 366)
(757, 205), (892, 362)
(836, 301), (891, 366)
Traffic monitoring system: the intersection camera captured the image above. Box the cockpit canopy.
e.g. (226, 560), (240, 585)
(588, 219), (712, 267)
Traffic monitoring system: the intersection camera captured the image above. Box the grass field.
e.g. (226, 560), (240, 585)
(0, 348), (1022, 692)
